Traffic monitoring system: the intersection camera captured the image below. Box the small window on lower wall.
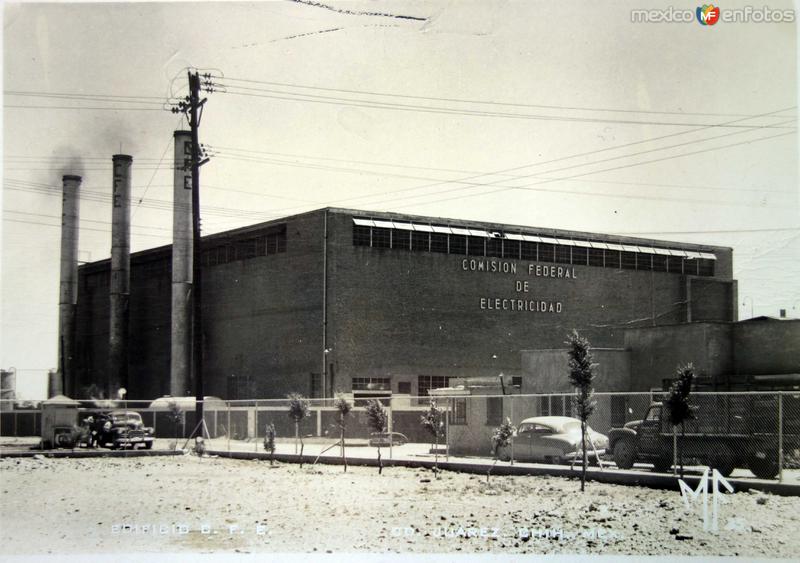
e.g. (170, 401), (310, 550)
(398, 381), (411, 394)
(451, 399), (467, 425)
(486, 396), (503, 426)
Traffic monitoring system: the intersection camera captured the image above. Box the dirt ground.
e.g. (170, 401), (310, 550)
(1, 454), (798, 557)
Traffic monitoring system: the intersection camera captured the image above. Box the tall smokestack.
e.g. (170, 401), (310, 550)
(171, 131), (193, 397)
(109, 155), (132, 397)
(58, 174), (81, 397)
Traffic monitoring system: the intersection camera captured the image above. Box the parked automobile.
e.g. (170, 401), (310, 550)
(94, 410), (155, 450)
(368, 432), (408, 447)
(497, 416), (608, 464)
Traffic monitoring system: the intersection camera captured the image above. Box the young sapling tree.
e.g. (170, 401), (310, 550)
(566, 329), (598, 492)
(166, 399), (183, 451)
(665, 363), (695, 479)
(333, 393), (352, 472)
(365, 399), (389, 474)
(420, 400), (445, 478)
(287, 393), (310, 467)
(263, 422), (277, 465)
(488, 417), (516, 483)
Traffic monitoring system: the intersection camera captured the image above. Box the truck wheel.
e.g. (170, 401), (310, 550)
(144, 442), (153, 450)
(613, 438), (636, 469)
(748, 454), (779, 479)
(710, 444), (736, 477)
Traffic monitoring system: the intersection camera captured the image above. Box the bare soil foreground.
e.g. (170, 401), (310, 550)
(1, 455), (798, 558)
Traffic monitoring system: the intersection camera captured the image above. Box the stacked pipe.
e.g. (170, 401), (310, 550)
(108, 154), (132, 398)
(170, 131), (193, 397)
(56, 175), (81, 397)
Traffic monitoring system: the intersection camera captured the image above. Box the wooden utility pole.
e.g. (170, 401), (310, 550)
(188, 71), (208, 424)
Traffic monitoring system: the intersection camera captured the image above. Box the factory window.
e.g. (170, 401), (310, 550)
(486, 237), (503, 258)
(449, 235), (467, 255)
(418, 375), (450, 402)
(511, 376), (523, 389)
(392, 229), (410, 250)
(503, 239), (520, 259)
(538, 243), (555, 263)
(430, 232), (448, 253)
(667, 256), (682, 274)
(451, 399), (467, 425)
(234, 238), (258, 261)
(486, 397), (503, 426)
(683, 258), (699, 276)
(555, 245), (571, 264)
(467, 236), (485, 256)
(310, 373), (321, 399)
(350, 220), (714, 278)
(372, 227), (391, 248)
(621, 251), (637, 270)
(604, 249), (621, 269)
(522, 240), (536, 260)
(352, 377), (391, 391)
(353, 225), (371, 246)
(266, 230), (286, 254)
(698, 259), (715, 277)
(411, 231), (429, 251)
(588, 248), (604, 267)
(572, 246), (588, 266)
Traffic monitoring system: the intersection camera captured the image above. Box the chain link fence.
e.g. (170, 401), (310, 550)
(2, 391), (798, 482)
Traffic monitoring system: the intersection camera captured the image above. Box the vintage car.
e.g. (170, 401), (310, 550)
(497, 416), (608, 464)
(368, 432), (408, 447)
(94, 410), (155, 449)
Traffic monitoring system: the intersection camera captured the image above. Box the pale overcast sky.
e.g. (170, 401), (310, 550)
(2, 1), (798, 399)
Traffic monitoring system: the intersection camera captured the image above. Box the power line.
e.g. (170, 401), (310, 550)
(365, 119), (797, 209)
(217, 84), (796, 129)
(4, 105), (164, 111)
(386, 129), (797, 210)
(221, 75), (796, 120)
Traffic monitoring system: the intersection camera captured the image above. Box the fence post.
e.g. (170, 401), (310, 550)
(445, 399), (449, 462)
(388, 399), (393, 461)
(779, 393), (784, 483)
(672, 426), (677, 476)
(254, 401), (259, 453)
(510, 396), (515, 466)
(227, 402), (231, 453)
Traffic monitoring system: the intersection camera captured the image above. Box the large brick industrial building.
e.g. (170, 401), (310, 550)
(73, 207), (738, 400)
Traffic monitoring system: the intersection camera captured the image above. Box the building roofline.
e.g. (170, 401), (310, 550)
(77, 205), (733, 272)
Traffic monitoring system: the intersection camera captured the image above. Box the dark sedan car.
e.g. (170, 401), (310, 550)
(94, 410), (155, 449)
